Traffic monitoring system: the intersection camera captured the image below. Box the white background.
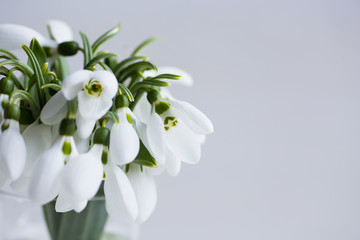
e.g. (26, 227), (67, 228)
(1, 0), (360, 239)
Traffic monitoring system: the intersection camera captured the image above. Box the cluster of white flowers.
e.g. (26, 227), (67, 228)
(0, 20), (213, 223)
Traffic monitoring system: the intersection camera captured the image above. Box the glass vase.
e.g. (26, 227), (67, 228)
(0, 191), (139, 240)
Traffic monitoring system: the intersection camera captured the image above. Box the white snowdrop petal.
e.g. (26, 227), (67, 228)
(73, 132), (90, 154)
(132, 95), (151, 123)
(133, 119), (161, 165)
(28, 138), (65, 204)
(165, 147), (181, 176)
(47, 20), (73, 43)
(73, 200), (88, 213)
(0, 24), (56, 50)
(76, 114), (96, 139)
(127, 165), (157, 223)
(40, 91), (68, 125)
(92, 70), (118, 99)
(104, 161), (138, 222)
(110, 117), (139, 165)
(165, 122), (201, 164)
(61, 144), (103, 202)
(169, 100), (214, 134)
(146, 112), (165, 165)
(62, 70), (93, 100)
(0, 127), (26, 181)
(77, 91), (113, 120)
(22, 121), (52, 173)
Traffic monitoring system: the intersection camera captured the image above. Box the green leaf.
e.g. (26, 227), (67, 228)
(53, 56), (71, 81)
(92, 24), (121, 53)
(85, 53), (118, 70)
(0, 49), (18, 60)
(118, 83), (134, 101)
(41, 83), (62, 91)
(80, 32), (93, 68)
(98, 62), (113, 72)
(10, 89), (40, 114)
(113, 56), (148, 76)
(131, 79), (170, 92)
(133, 141), (157, 167)
(0, 66), (24, 90)
(103, 111), (119, 123)
(0, 59), (34, 77)
(46, 23), (57, 41)
(30, 38), (47, 67)
(149, 73), (181, 81)
(21, 44), (46, 106)
(131, 36), (161, 57)
(118, 61), (157, 82)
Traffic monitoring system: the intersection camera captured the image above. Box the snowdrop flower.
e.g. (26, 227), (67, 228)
(109, 95), (140, 165)
(0, 20), (72, 51)
(57, 126), (138, 221)
(145, 90), (213, 176)
(28, 118), (78, 204)
(63, 70), (117, 138)
(10, 120), (52, 193)
(126, 164), (157, 223)
(40, 70), (118, 139)
(56, 143), (104, 213)
(134, 67), (193, 123)
(0, 104), (26, 186)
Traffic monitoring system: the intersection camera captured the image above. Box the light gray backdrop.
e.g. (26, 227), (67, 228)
(1, 0), (360, 239)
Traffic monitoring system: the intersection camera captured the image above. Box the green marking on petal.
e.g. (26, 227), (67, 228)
(164, 116), (178, 131)
(1, 123), (9, 132)
(84, 79), (103, 97)
(62, 141), (72, 156)
(126, 113), (132, 124)
(155, 101), (170, 115)
(101, 150), (108, 165)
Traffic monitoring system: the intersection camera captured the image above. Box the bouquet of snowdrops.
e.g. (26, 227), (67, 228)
(0, 20), (213, 239)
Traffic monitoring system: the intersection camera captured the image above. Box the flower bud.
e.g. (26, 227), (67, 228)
(93, 127), (110, 146)
(4, 103), (20, 121)
(0, 78), (14, 95)
(57, 41), (79, 56)
(115, 95), (129, 109)
(59, 118), (76, 136)
(147, 90), (161, 104)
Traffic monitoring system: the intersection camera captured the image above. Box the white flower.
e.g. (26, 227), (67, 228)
(109, 107), (140, 165)
(126, 164), (157, 223)
(40, 70), (118, 139)
(28, 134), (78, 204)
(10, 120), (52, 193)
(0, 120), (26, 186)
(63, 70), (118, 138)
(104, 160), (138, 222)
(0, 20), (72, 51)
(134, 67), (193, 123)
(40, 90), (68, 125)
(56, 132), (138, 221)
(55, 144), (104, 212)
(146, 96), (213, 176)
